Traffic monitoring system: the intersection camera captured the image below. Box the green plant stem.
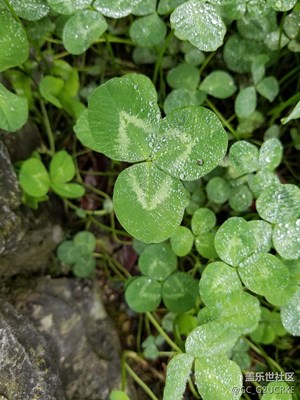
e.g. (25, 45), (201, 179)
(125, 363), (159, 400)
(153, 30), (173, 86)
(65, 199), (109, 217)
(3, 0), (21, 23)
(205, 98), (238, 139)
(146, 312), (182, 353)
(188, 378), (201, 399)
(107, 255), (131, 279)
(199, 52), (216, 76)
(268, 92), (300, 124)
(90, 216), (132, 237)
(39, 99), (55, 155)
(84, 183), (111, 199)
(245, 338), (284, 373)
(95, 35), (134, 46)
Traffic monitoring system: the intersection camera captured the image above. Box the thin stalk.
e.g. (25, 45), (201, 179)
(199, 52), (216, 76)
(268, 92), (300, 124)
(3, 0), (21, 22)
(95, 35), (134, 46)
(90, 216), (132, 237)
(153, 30), (174, 85)
(205, 98), (238, 139)
(146, 312), (182, 353)
(125, 363), (159, 400)
(245, 338), (284, 373)
(39, 99), (55, 155)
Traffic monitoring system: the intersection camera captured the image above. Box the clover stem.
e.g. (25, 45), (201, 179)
(125, 362), (160, 400)
(205, 98), (238, 139)
(3, 0), (21, 23)
(245, 338), (284, 373)
(153, 30), (174, 86)
(199, 52), (216, 76)
(146, 312), (182, 353)
(40, 99), (55, 155)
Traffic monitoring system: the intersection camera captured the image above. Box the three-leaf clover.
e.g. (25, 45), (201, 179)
(57, 231), (97, 277)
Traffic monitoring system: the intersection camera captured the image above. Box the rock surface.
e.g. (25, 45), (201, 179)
(0, 298), (65, 400)
(7, 277), (123, 400)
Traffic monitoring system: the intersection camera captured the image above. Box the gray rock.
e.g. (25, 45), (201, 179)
(12, 278), (123, 400)
(0, 139), (24, 256)
(0, 298), (65, 400)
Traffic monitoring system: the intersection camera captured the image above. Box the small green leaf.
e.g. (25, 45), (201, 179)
(174, 314), (198, 336)
(281, 287), (300, 336)
(0, 10), (29, 72)
(237, 10), (277, 41)
(166, 63), (200, 91)
(283, 9), (300, 39)
(238, 253), (290, 303)
(153, 107), (228, 181)
(19, 158), (50, 197)
(261, 381), (293, 400)
(157, 0), (185, 15)
(214, 217), (256, 267)
(205, 176), (230, 204)
(235, 86), (257, 119)
(214, 291), (261, 335)
(0, 84), (28, 132)
(199, 261), (242, 309)
(74, 231), (96, 253)
(259, 138), (283, 171)
(281, 100), (300, 124)
(200, 71), (237, 99)
(170, 226), (194, 257)
(248, 220), (272, 254)
(184, 47), (205, 66)
(273, 219), (300, 260)
(88, 74), (160, 162)
(73, 254), (96, 277)
(229, 184), (253, 212)
(74, 110), (99, 151)
(49, 150), (75, 184)
(163, 89), (206, 115)
(109, 390), (131, 400)
(47, 0), (91, 15)
(248, 170), (280, 197)
(139, 243), (177, 280)
(256, 183), (300, 223)
(130, 13), (167, 47)
(268, 0), (297, 11)
(250, 308), (276, 345)
(132, 0), (157, 16)
(170, 0), (226, 52)
(229, 140), (259, 176)
(194, 356), (242, 400)
(191, 208), (216, 235)
(93, 0), (141, 18)
(195, 232), (218, 259)
(57, 240), (79, 264)
(186, 321), (239, 357)
(256, 76), (279, 102)
(63, 10), (107, 55)
(51, 182), (85, 198)
(39, 76), (64, 108)
(125, 276), (161, 312)
(224, 33), (272, 73)
(162, 271), (198, 313)
(251, 54), (269, 85)
(5, 0), (49, 21)
(113, 163), (187, 243)
(163, 353), (194, 400)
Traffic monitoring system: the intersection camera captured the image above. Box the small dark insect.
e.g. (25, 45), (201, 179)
(196, 159), (204, 166)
